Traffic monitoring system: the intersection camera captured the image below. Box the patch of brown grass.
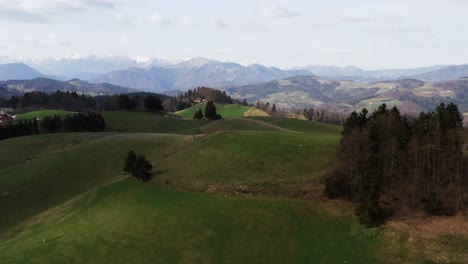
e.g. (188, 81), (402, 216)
(380, 211), (468, 263)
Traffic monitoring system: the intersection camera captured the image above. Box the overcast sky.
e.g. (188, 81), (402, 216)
(0, 0), (467, 69)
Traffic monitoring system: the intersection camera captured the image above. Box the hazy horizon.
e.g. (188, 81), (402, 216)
(1, 0), (467, 70)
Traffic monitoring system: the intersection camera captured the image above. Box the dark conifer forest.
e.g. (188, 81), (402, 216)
(0, 112), (106, 140)
(325, 103), (467, 226)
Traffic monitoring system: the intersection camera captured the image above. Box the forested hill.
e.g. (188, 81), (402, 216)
(0, 86), (234, 114)
(224, 75), (468, 113)
(0, 78), (139, 98)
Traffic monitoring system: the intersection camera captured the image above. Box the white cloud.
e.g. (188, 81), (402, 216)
(0, 0), (132, 23)
(336, 12), (400, 25)
(146, 12), (172, 26)
(263, 4), (301, 19)
(174, 16), (197, 27)
(211, 18), (228, 29)
(116, 34), (134, 45)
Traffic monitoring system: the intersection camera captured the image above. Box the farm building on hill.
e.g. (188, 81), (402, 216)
(0, 115), (15, 123)
(0, 108), (14, 115)
(0, 108), (16, 123)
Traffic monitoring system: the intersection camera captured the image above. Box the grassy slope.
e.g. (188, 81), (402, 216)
(2, 115), (462, 262)
(156, 130), (339, 190)
(0, 133), (189, 234)
(247, 116), (342, 134)
(102, 111), (208, 134)
(175, 103), (252, 119)
(0, 124), (382, 263)
(0, 133), (107, 169)
(197, 118), (281, 134)
(0, 180), (378, 264)
(243, 108), (270, 117)
(15, 110), (75, 120)
(102, 111), (300, 134)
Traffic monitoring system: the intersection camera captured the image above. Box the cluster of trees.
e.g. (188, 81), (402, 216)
(0, 91), (169, 113)
(193, 101), (222, 120)
(186, 87), (233, 103)
(113, 94), (164, 111)
(123, 151), (153, 182)
(301, 107), (346, 125)
(324, 103), (467, 227)
(0, 113), (106, 141)
(0, 87), (235, 115)
(253, 100), (346, 125)
(0, 119), (39, 140)
(255, 101), (277, 114)
(0, 91), (96, 112)
(165, 86), (234, 112)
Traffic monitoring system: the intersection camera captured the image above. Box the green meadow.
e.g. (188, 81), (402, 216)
(0, 107), (466, 263)
(175, 103), (253, 119)
(15, 110), (76, 120)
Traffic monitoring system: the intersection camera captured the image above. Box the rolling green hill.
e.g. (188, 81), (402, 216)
(0, 113), (465, 263)
(175, 103), (254, 119)
(102, 111), (208, 133)
(247, 116), (342, 134)
(155, 131), (339, 192)
(15, 110), (75, 120)
(196, 118), (282, 134)
(0, 180), (378, 263)
(0, 133), (189, 234)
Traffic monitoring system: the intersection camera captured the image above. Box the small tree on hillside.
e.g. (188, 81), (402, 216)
(123, 150), (137, 173)
(123, 151), (153, 182)
(204, 101), (221, 120)
(131, 155), (153, 182)
(193, 108), (203, 119)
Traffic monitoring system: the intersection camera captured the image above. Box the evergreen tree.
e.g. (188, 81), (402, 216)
(123, 150), (137, 173)
(144, 95), (163, 111)
(204, 101), (221, 120)
(131, 155), (153, 182)
(193, 108), (203, 119)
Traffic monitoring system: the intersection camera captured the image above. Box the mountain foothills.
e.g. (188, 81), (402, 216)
(224, 76), (468, 113)
(0, 78), (139, 97)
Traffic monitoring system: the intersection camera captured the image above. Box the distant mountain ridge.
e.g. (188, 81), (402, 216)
(90, 57), (314, 92)
(0, 77), (139, 98)
(0, 63), (49, 81)
(293, 65), (447, 81)
(24, 55), (173, 80)
(2, 56), (468, 93)
(406, 64), (468, 82)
